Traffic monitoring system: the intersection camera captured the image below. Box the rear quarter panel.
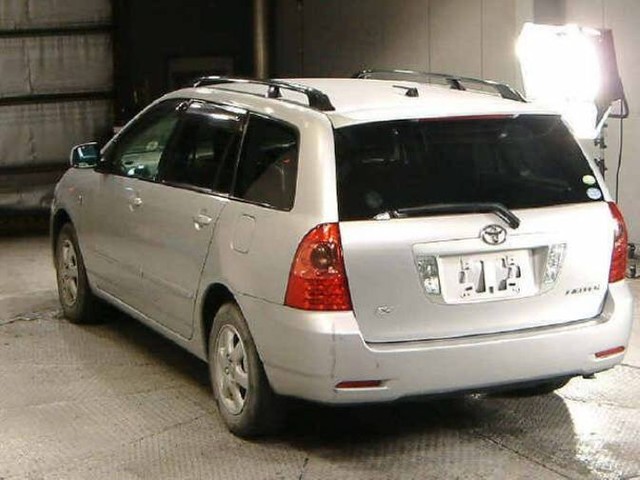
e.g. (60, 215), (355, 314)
(194, 109), (339, 354)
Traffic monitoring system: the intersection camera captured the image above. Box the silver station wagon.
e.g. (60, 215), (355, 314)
(52, 71), (633, 437)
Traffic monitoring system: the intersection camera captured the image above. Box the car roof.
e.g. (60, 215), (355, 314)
(169, 78), (553, 128)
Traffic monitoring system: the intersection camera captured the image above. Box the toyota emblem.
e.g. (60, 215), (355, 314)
(480, 224), (507, 245)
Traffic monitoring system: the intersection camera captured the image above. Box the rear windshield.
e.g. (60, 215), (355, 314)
(334, 115), (601, 221)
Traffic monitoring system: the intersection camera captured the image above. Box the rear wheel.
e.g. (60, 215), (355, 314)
(208, 302), (284, 437)
(55, 223), (103, 324)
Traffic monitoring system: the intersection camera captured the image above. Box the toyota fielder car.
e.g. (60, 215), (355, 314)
(52, 71), (633, 437)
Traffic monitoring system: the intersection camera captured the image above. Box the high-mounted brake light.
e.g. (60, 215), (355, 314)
(608, 202), (628, 283)
(284, 223), (352, 311)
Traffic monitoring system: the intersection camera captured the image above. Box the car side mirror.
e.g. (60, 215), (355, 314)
(70, 142), (100, 168)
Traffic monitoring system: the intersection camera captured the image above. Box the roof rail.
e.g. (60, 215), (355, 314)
(353, 69), (526, 102)
(193, 76), (336, 112)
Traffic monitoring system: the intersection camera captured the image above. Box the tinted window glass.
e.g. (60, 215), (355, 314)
(334, 115), (599, 221)
(235, 115), (298, 210)
(111, 101), (181, 180)
(160, 102), (243, 191)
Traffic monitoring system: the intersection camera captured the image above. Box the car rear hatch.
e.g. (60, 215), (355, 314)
(334, 114), (614, 343)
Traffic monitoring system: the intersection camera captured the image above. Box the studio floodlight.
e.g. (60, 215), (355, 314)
(517, 22), (628, 140)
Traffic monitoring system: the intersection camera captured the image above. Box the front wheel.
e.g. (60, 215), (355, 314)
(55, 223), (102, 324)
(208, 303), (284, 437)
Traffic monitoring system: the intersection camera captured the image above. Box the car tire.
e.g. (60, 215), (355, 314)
(55, 223), (103, 324)
(502, 378), (570, 397)
(208, 302), (284, 437)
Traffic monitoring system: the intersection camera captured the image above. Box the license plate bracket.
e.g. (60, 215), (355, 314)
(439, 250), (535, 303)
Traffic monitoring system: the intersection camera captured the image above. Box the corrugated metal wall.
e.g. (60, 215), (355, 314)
(0, 0), (114, 212)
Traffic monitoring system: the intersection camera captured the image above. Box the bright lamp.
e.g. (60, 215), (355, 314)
(517, 23), (624, 139)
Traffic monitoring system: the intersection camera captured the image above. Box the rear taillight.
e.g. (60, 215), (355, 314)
(284, 223), (352, 311)
(608, 202), (628, 283)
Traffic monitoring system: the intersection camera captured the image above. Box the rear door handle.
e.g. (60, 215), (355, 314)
(193, 213), (213, 230)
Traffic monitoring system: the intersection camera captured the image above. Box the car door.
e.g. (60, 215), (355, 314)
(87, 99), (184, 308)
(124, 101), (245, 337)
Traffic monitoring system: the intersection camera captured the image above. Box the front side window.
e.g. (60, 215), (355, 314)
(159, 102), (244, 192)
(234, 115), (298, 210)
(109, 100), (182, 181)
(335, 115), (600, 221)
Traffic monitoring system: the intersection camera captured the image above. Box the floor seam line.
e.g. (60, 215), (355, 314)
(472, 430), (575, 479)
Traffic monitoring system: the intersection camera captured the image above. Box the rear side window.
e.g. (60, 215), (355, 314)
(234, 115), (298, 210)
(334, 115), (600, 221)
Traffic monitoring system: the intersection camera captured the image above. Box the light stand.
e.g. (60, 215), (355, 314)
(594, 123), (608, 178)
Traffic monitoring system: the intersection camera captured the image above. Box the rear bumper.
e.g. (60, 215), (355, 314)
(238, 282), (634, 404)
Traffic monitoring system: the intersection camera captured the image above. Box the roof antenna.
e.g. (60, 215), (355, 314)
(393, 85), (419, 97)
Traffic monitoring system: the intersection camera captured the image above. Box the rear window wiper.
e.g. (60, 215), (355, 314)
(375, 202), (521, 229)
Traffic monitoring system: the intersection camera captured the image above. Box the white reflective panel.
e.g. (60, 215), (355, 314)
(31, 35), (113, 93)
(0, 38), (28, 97)
(0, 0), (111, 29)
(0, 35), (113, 96)
(0, 0), (27, 30)
(0, 100), (113, 167)
(0, 181), (57, 210)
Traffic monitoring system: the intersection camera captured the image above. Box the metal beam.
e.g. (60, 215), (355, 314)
(0, 91), (113, 107)
(0, 163), (68, 176)
(0, 24), (112, 38)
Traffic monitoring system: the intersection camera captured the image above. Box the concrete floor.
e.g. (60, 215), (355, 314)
(0, 235), (639, 480)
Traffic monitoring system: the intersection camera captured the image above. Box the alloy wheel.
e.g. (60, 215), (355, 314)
(59, 239), (79, 307)
(214, 324), (249, 415)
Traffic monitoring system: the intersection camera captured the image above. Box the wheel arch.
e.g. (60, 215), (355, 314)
(200, 283), (236, 356)
(51, 209), (72, 258)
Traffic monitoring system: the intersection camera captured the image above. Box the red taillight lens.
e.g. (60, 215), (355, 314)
(284, 223), (352, 311)
(608, 202), (628, 283)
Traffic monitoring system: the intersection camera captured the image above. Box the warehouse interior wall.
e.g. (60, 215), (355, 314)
(563, 1), (640, 244)
(112, 0), (254, 125)
(274, 0), (638, 242)
(274, 0), (532, 88)
(0, 0), (113, 212)
(276, 0), (431, 78)
(0, 0), (254, 214)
